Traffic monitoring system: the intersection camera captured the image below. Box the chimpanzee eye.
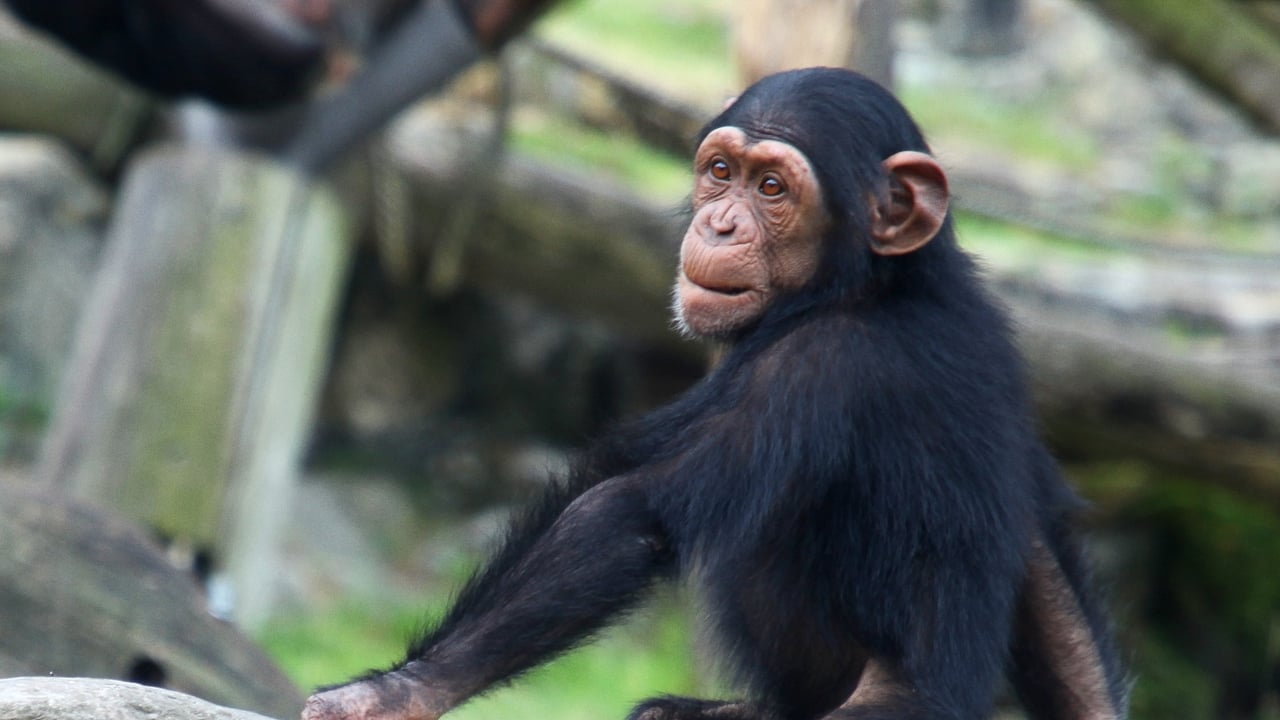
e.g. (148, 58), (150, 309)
(759, 175), (786, 197)
(709, 159), (731, 181)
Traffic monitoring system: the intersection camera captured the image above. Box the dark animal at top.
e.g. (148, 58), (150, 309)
(1, 0), (556, 109)
(302, 67), (1128, 720)
(3, 0), (328, 108)
(3, 0), (558, 173)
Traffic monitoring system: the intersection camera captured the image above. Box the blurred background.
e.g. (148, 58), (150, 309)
(1, 0), (1279, 719)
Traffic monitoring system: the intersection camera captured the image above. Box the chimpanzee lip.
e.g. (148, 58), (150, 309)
(683, 272), (753, 297)
(697, 284), (753, 299)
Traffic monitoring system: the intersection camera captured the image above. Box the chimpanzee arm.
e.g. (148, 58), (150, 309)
(302, 473), (675, 720)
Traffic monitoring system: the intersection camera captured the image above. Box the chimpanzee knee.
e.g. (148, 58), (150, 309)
(545, 478), (672, 567)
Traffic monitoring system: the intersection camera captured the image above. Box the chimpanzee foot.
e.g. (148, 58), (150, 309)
(301, 674), (447, 720)
(627, 696), (762, 720)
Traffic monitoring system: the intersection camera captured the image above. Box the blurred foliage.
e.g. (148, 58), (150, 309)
(260, 601), (423, 692)
(1136, 480), (1280, 674)
(0, 379), (47, 462)
(1077, 459), (1280, 719)
(0, 383), (11, 458)
(1130, 631), (1219, 720)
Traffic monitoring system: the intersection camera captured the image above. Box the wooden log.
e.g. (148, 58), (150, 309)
(385, 108), (1280, 497)
(514, 41), (707, 158)
(387, 110), (692, 358)
(1008, 275), (1280, 510)
(35, 146), (354, 629)
(0, 485), (301, 718)
(0, 12), (152, 170)
(1081, 0), (1280, 133)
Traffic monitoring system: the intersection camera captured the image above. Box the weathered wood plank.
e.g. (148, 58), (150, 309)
(35, 146), (353, 628)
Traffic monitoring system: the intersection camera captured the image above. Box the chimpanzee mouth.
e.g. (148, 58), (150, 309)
(691, 278), (751, 296)
(698, 284), (754, 299)
(681, 271), (756, 299)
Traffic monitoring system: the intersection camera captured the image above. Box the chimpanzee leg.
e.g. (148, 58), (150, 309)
(825, 564), (1016, 720)
(623, 661), (941, 720)
(1009, 533), (1126, 720)
(302, 476), (674, 720)
(624, 663), (963, 720)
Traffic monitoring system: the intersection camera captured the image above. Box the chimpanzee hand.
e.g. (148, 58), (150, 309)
(302, 674), (449, 720)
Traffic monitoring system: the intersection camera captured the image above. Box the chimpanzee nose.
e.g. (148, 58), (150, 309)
(708, 203), (738, 238)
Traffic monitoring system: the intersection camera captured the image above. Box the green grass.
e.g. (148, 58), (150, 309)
(0, 379), (48, 462)
(507, 0), (724, 202)
(259, 594), (701, 720)
(452, 604), (698, 720)
(536, 0), (734, 101)
(898, 86), (1099, 171)
(510, 112), (692, 202)
(259, 601), (426, 691)
(953, 210), (1119, 265)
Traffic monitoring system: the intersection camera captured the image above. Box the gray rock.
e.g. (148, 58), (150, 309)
(0, 677), (278, 720)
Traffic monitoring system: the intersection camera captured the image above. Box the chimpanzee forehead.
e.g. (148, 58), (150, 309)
(698, 126), (802, 157)
(705, 111), (806, 151)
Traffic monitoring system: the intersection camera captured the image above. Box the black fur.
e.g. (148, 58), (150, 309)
(351, 68), (1126, 720)
(4, 0), (322, 108)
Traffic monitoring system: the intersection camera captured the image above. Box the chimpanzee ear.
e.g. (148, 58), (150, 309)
(868, 151), (949, 256)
